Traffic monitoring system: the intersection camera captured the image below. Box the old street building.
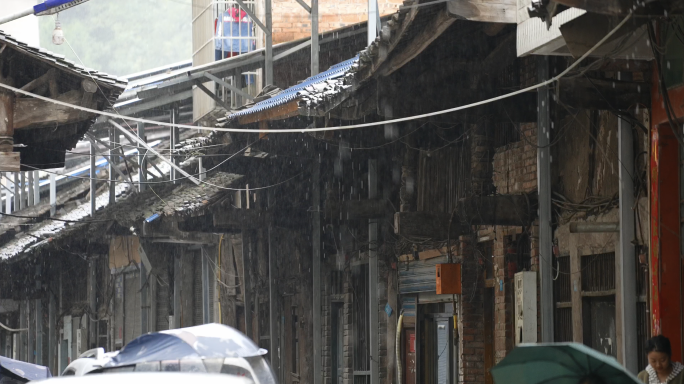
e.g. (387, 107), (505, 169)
(1, 1), (683, 384)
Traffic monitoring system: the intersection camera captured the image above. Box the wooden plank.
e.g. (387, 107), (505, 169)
(447, 0), (516, 23)
(394, 211), (470, 240)
(558, 77), (650, 110)
(0, 152), (20, 172)
(397, 246), (458, 262)
(14, 90), (96, 130)
(213, 208), (272, 229)
(379, 8), (456, 76)
(569, 234), (583, 343)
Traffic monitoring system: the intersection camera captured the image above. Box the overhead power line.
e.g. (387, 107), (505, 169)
(0, 12), (632, 135)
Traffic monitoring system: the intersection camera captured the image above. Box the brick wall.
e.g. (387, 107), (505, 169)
(459, 235), (485, 384)
(478, 122), (540, 365)
(272, 0), (403, 44)
(492, 123), (537, 195)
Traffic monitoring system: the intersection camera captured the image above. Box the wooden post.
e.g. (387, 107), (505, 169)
(569, 234), (583, 342)
(242, 232), (252, 340)
(313, 160), (321, 384)
(0, 83), (19, 172)
(137, 122), (147, 192)
(369, 159), (379, 384)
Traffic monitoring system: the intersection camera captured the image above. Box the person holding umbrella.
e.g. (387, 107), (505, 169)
(638, 336), (684, 384)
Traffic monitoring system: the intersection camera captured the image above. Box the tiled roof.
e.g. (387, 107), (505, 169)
(0, 171), (242, 261)
(227, 56), (358, 120)
(0, 30), (128, 97)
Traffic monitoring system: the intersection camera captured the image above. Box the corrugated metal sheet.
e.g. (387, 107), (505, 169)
(398, 256), (448, 294)
(228, 56), (358, 120)
(436, 319), (450, 384)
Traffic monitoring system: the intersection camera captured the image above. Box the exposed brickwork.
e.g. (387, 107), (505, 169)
(459, 236), (485, 384)
(492, 123), (537, 195)
(272, 0), (403, 44)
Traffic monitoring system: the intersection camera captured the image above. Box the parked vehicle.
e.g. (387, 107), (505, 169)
(31, 372), (253, 384)
(61, 349), (119, 377)
(92, 324), (276, 384)
(0, 356), (51, 384)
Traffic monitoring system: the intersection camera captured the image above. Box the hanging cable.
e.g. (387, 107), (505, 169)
(0, 11), (634, 135)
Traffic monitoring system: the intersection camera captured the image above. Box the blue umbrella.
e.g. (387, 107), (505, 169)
(0, 356), (52, 383)
(105, 323), (267, 368)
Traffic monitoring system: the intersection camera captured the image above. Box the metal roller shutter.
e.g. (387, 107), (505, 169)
(398, 256), (448, 294)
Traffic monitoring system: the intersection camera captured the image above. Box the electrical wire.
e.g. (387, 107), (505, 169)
(0, 12), (634, 135)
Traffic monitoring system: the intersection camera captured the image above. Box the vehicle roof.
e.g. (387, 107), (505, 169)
(32, 372), (253, 384)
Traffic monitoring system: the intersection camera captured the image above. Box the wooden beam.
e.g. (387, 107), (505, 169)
(394, 194), (537, 239)
(447, 0), (516, 23)
(213, 208), (272, 229)
(0, 72), (17, 172)
(323, 198), (392, 220)
(19, 68), (59, 98)
(558, 77), (650, 110)
(238, 100), (300, 125)
(142, 219), (217, 244)
(378, 8), (455, 76)
(13, 89), (97, 130)
(458, 194), (537, 227)
(394, 211), (471, 239)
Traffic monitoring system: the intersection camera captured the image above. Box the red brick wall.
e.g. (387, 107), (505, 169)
(272, 0), (403, 44)
(492, 123), (537, 194)
(466, 122), (540, 369)
(459, 236), (485, 384)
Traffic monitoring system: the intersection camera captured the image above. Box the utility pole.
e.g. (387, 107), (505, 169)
(618, 73), (637, 373)
(537, 56), (553, 342)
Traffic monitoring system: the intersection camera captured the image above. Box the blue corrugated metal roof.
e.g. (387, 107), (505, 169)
(229, 55), (358, 120)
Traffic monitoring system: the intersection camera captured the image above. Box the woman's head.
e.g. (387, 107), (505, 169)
(647, 335), (673, 373)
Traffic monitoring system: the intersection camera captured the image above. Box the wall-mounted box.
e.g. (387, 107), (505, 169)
(436, 263), (461, 294)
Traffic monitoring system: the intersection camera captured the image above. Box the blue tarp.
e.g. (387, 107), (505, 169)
(0, 356), (51, 383)
(105, 323), (267, 368)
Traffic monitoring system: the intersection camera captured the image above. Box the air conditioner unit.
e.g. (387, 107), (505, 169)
(514, 271), (537, 345)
